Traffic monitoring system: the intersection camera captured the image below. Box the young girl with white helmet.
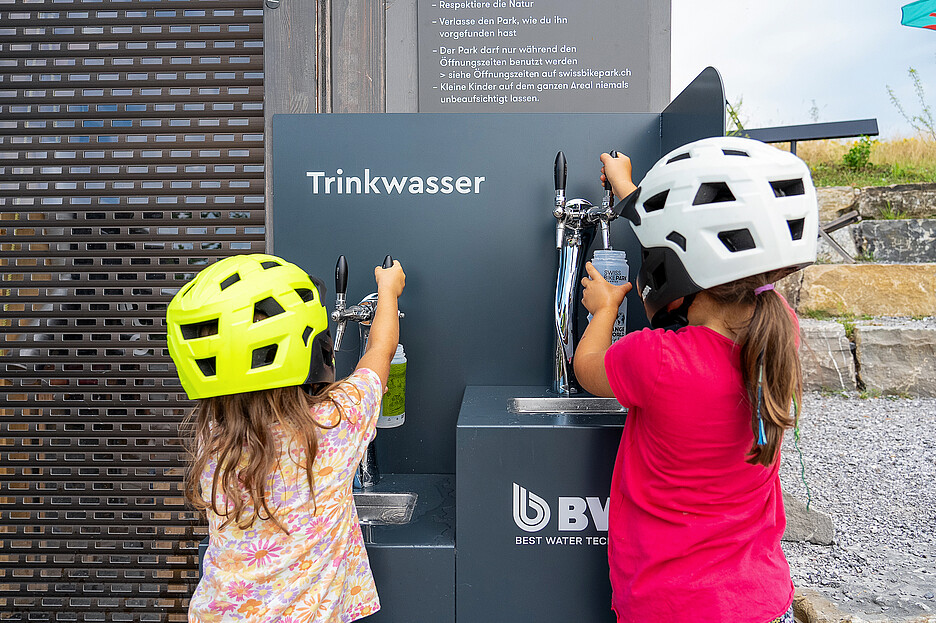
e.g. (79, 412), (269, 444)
(166, 253), (404, 622)
(574, 136), (818, 623)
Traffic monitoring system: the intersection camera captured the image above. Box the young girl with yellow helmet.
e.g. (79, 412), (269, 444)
(166, 253), (405, 622)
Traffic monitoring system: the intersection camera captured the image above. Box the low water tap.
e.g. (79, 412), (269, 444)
(331, 254), (403, 488)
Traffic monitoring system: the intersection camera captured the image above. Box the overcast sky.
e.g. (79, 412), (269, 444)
(671, 0), (936, 138)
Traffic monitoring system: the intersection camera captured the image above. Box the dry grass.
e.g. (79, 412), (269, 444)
(764, 134), (936, 187)
(793, 135), (936, 168)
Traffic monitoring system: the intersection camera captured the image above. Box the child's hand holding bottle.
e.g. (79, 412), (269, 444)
(574, 262), (633, 397)
(581, 261), (631, 319)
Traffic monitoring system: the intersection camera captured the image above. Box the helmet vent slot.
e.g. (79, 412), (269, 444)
(722, 149), (749, 157)
(666, 152), (690, 164)
(251, 344), (278, 369)
(254, 297), (285, 320)
(295, 288), (315, 303)
(220, 273), (241, 291)
(643, 190), (669, 213)
(718, 228), (756, 253)
(693, 182), (735, 205)
(195, 357), (217, 377)
(302, 326), (314, 346)
(787, 218), (805, 241)
(261, 260), (281, 269)
(180, 319), (218, 340)
(666, 231), (687, 251)
(770, 178), (805, 197)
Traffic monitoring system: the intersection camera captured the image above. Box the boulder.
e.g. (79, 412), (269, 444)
(854, 219), (936, 264)
(855, 183), (936, 219)
(793, 264), (936, 317)
(854, 322), (936, 397)
(816, 226), (858, 264)
(782, 491), (835, 546)
(776, 270), (805, 310)
(793, 589), (855, 623)
(799, 319), (855, 392)
(817, 186), (860, 221)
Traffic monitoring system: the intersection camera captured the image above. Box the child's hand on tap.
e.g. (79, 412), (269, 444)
(600, 151), (637, 201)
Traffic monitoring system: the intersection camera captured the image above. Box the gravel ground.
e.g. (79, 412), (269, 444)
(779, 392), (936, 622)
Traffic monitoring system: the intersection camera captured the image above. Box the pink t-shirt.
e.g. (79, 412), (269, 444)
(604, 325), (794, 623)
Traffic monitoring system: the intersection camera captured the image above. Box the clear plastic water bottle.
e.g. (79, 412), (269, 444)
(589, 249), (629, 343)
(377, 343), (406, 428)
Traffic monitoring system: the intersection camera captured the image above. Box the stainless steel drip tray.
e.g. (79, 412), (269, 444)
(354, 491), (418, 525)
(507, 397), (626, 415)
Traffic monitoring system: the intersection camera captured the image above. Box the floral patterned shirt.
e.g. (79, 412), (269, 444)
(189, 368), (383, 622)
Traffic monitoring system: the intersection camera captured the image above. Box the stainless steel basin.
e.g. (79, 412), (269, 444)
(353, 491), (418, 525)
(508, 397), (626, 414)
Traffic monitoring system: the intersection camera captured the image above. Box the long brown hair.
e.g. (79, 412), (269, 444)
(182, 382), (358, 533)
(705, 270), (802, 467)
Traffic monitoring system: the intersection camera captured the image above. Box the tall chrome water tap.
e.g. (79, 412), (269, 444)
(597, 150), (620, 250)
(331, 254), (403, 489)
(551, 151), (624, 396)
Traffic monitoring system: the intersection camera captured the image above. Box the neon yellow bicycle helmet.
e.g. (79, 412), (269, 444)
(166, 254), (334, 399)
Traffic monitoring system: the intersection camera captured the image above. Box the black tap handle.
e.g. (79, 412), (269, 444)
(382, 255), (393, 269)
(335, 255), (348, 296)
(554, 151), (567, 191)
(603, 150), (619, 191)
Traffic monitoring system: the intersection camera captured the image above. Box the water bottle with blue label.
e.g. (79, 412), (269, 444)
(589, 249), (629, 343)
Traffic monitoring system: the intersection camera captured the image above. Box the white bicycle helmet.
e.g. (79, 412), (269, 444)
(619, 136), (818, 327)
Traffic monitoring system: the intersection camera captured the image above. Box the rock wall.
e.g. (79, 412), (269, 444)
(818, 183), (936, 220)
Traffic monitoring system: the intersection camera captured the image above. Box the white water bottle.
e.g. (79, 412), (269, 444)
(377, 344), (406, 428)
(589, 249), (629, 343)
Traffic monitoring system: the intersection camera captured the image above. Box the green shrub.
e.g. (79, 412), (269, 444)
(842, 136), (876, 170)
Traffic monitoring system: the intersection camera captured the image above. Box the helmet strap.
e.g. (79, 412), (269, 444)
(650, 293), (695, 331)
(305, 329), (337, 386)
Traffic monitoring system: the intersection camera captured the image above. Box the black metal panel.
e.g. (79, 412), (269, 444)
(271, 112), (660, 475)
(660, 66), (726, 154)
(456, 386), (625, 622)
(0, 1), (265, 620)
(740, 119), (880, 143)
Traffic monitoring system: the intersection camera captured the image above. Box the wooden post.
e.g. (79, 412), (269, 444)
(332, 0), (386, 113)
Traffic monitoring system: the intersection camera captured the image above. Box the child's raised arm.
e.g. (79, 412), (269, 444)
(574, 262), (632, 397)
(356, 260), (405, 390)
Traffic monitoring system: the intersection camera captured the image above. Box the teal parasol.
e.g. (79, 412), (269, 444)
(902, 0), (936, 30)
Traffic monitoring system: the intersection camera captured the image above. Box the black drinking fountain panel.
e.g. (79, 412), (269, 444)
(270, 66), (729, 622)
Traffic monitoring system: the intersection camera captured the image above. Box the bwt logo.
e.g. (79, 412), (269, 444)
(512, 483), (609, 533)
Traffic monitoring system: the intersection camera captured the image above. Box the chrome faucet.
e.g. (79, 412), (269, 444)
(552, 151), (623, 396)
(332, 254), (402, 489)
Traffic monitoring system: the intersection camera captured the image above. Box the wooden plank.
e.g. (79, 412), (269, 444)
(332, 0), (385, 113)
(386, 0), (417, 112)
(263, 0), (323, 250)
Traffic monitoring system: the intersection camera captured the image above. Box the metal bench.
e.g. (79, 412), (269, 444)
(739, 118), (879, 156)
